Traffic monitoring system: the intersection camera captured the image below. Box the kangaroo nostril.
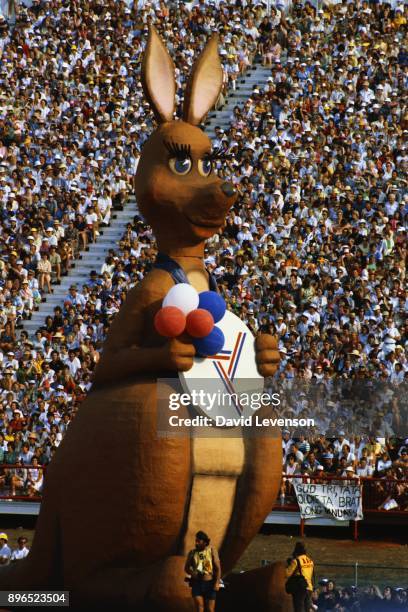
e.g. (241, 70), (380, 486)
(221, 182), (235, 198)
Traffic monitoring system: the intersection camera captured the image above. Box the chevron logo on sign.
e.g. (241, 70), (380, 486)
(206, 332), (247, 415)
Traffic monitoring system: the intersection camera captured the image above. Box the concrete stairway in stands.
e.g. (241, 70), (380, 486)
(23, 197), (139, 336)
(205, 61), (273, 139)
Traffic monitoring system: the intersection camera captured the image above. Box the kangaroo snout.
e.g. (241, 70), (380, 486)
(221, 182), (236, 198)
(185, 179), (236, 230)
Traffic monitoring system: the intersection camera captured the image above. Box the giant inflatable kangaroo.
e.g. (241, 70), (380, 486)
(0, 28), (289, 611)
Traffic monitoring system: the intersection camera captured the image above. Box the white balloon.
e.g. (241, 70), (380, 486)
(163, 283), (199, 315)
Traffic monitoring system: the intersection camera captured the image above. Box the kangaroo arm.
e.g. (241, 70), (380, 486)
(91, 272), (174, 389)
(92, 344), (169, 389)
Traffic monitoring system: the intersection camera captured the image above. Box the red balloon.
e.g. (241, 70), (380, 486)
(154, 306), (186, 338)
(186, 309), (214, 338)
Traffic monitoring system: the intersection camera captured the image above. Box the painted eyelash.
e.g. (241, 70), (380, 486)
(204, 146), (230, 161)
(164, 140), (191, 158)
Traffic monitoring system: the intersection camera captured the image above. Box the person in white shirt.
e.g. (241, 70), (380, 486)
(236, 223), (253, 244)
(376, 451), (392, 475)
(19, 442), (33, 465)
(359, 80), (375, 104)
(333, 432), (350, 454)
(39, 362), (55, 387)
(283, 451), (299, 477)
(5, 352), (18, 370)
(356, 458), (374, 477)
(111, 172), (127, 208)
(307, 303), (321, 326)
(26, 457), (44, 492)
(97, 189), (112, 225)
(275, 315), (287, 337)
(244, 18), (259, 41)
(282, 430), (293, 458)
(10, 537), (29, 562)
(44, 227), (58, 247)
(85, 204), (99, 242)
(290, 441), (304, 464)
(67, 350), (81, 377)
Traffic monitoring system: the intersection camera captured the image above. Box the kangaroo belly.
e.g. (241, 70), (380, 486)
(177, 272), (245, 551)
(180, 432), (282, 573)
(181, 436), (245, 555)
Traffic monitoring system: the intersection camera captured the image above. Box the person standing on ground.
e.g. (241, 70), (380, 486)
(286, 541), (315, 612)
(184, 530), (221, 612)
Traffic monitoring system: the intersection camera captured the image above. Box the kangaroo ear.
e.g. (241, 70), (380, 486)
(141, 26), (175, 123)
(183, 34), (223, 126)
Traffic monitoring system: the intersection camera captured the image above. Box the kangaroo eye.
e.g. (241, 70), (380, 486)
(198, 158), (213, 177)
(169, 157), (192, 176)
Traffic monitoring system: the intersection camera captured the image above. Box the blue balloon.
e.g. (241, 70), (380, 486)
(193, 326), (225, 357)
(198, 291), (226, 323)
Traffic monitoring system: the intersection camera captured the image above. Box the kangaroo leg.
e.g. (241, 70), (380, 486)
(219, 563), (293, 612)
(220, 407), (282, 574)
(69, 556), (194, 612)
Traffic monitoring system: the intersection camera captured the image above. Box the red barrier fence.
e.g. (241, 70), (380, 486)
(0, 463), (46, 502)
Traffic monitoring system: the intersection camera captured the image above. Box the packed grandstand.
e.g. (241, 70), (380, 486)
(0, 0), (406, 521)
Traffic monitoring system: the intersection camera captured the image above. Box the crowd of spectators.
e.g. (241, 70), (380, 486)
(0, 0), (287, 489)
(0, 0), (406, 499)
(313, 579), (408, 611)
(281, 430), (408, 511)
(0, 0), (288, 324)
